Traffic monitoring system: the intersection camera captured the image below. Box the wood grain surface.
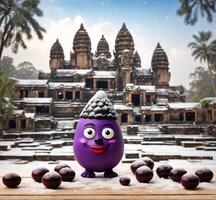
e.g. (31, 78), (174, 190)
(0, 162), (215, 200)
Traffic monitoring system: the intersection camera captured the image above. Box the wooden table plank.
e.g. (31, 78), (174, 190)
(0, 195), (216, 200)
(0, 161), (215, 199)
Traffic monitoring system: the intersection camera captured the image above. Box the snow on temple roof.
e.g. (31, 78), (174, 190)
(23, 98), (53, 104)
(168, 103), (199, 110)
(125, 83), (155, 92)
(25, 113), (35, 119)
(13, 110), (24, 116)
(15, 79), (48, 87)
(141, 105), (168, 111)
(157, 88), (169, 95)
(157, 98), (169, 105)
(151, 105), (168, 111)
(136, 68), (151, 75)
(93, 71), (116, 78)
(56, 69), (92, 77)
(49, 82), (85, 89)
(92, 57), (114, 68)
(12, 110), (35, 119)
(200, 97), (216, 105)
(114, 104), (132, 110)
(157, 88), (180, 96)
(34, 116), (54, 121)
(210, 99), (216, 105)
(125, 83), (134, 88)
(122, 49), (131, 52)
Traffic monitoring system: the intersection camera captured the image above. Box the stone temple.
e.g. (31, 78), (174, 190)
(1, 23), (216, 132)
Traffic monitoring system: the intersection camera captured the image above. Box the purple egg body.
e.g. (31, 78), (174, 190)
(73, 118), (124, 172)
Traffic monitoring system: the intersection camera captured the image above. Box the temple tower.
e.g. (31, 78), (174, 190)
(71, 23), (92, 69)
(114, 23), (134, 57)
(95, 35), (111, 58)
(133, 51), (141, 68)
(49, 39), (64, 71)
(115, 23), (134, 90)
(131, 51), (141, 82)
(151, 43), (170, 86)
(121, 49), (133, 88)
(97, 54), (109, 70)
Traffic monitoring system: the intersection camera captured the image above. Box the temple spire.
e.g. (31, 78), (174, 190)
(95, 34), (111, 58)
(156, 42), (161, 49)
(121, 22), (127, 30)
(115, 23), (134, 56)
(80, 23), (85, 30)
(151, 42), (169, 69)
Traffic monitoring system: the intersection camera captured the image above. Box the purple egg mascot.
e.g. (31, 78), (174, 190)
(73, 91), (124, 178)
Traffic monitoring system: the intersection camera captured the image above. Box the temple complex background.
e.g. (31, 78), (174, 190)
(1, 23), (215, 132)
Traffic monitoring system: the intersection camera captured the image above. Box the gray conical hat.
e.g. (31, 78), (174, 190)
(80, 91), (117, 120)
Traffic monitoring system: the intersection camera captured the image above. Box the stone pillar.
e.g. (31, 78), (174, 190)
(26, 119), (29, 130)
(213, 109), (216, 122)
(128, 112), (134, 124)
(16, 118), (20, 132)
(195, 111), (197, 123)
(184, 112), (186, 122)
(93, 79), (96, 90)
(73, 90), (75, 100)
(152, 114), (155, 122)
(125, 92), (131, 104)
(164, 113), (169, 123)
(142, 92), (146, 106)
(80, 90), (83, 102)
(0, 119), (2, 135)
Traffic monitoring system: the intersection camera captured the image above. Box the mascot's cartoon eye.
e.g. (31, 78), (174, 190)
(83, 128), (96, 139)
(102, 128), (114, 139)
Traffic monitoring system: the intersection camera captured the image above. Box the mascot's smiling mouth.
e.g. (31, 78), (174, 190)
(89, 145), (107, 154)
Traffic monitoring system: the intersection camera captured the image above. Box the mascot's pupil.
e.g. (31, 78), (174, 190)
(88, 130), (92, 135)
(105, 130), (110, 135)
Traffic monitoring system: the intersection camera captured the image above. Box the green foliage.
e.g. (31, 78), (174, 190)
(0, 56), (16, 77)
(0, 68), (14, 121)
(177, 0), (216, 25)
(0, 56), (39, 79)
(200, 99), (210, 108)
(188, 31), (216, 64)
(0, 0), (46, 58)
(188, 31), (216, 96)
(188, 66), (215, 101)
(16, 61), (38, 79)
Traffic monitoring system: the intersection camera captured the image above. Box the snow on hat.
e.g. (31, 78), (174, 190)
(80, 90), (117, 120)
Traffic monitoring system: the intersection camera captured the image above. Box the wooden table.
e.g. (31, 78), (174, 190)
(0, 161), (216, 200)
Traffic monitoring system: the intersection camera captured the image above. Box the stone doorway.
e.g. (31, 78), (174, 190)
(36, 106), (49, 114)
(85, 79), (93, 88)
(154, 113), (164, 122)
(121, 113), (128, 123)
(21, 119), (26, 129)
(20, 90), (28, 98)
(134, 115), (142, 124)
(96, 80), (108, 89)
(38, 92), (45, 97)
(8, 120), (16, 129)
(185, 112), (195, 122)
(145, 115), (152, 122)
(132, 94), (140, 106)
(65, 91), (73, 100)
(57, 91), (63, 99)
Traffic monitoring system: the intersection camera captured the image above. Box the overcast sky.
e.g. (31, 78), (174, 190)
(3, 0), (216, 88)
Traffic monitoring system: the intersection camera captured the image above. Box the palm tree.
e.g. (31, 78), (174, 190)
(177, 0), (216, 25)
(188, 31), (216, 96)
(0, 0), (46, 58)
(0, 69), (14, 133)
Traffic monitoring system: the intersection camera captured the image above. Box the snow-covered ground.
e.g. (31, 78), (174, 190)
(0, 159), (215, 191)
